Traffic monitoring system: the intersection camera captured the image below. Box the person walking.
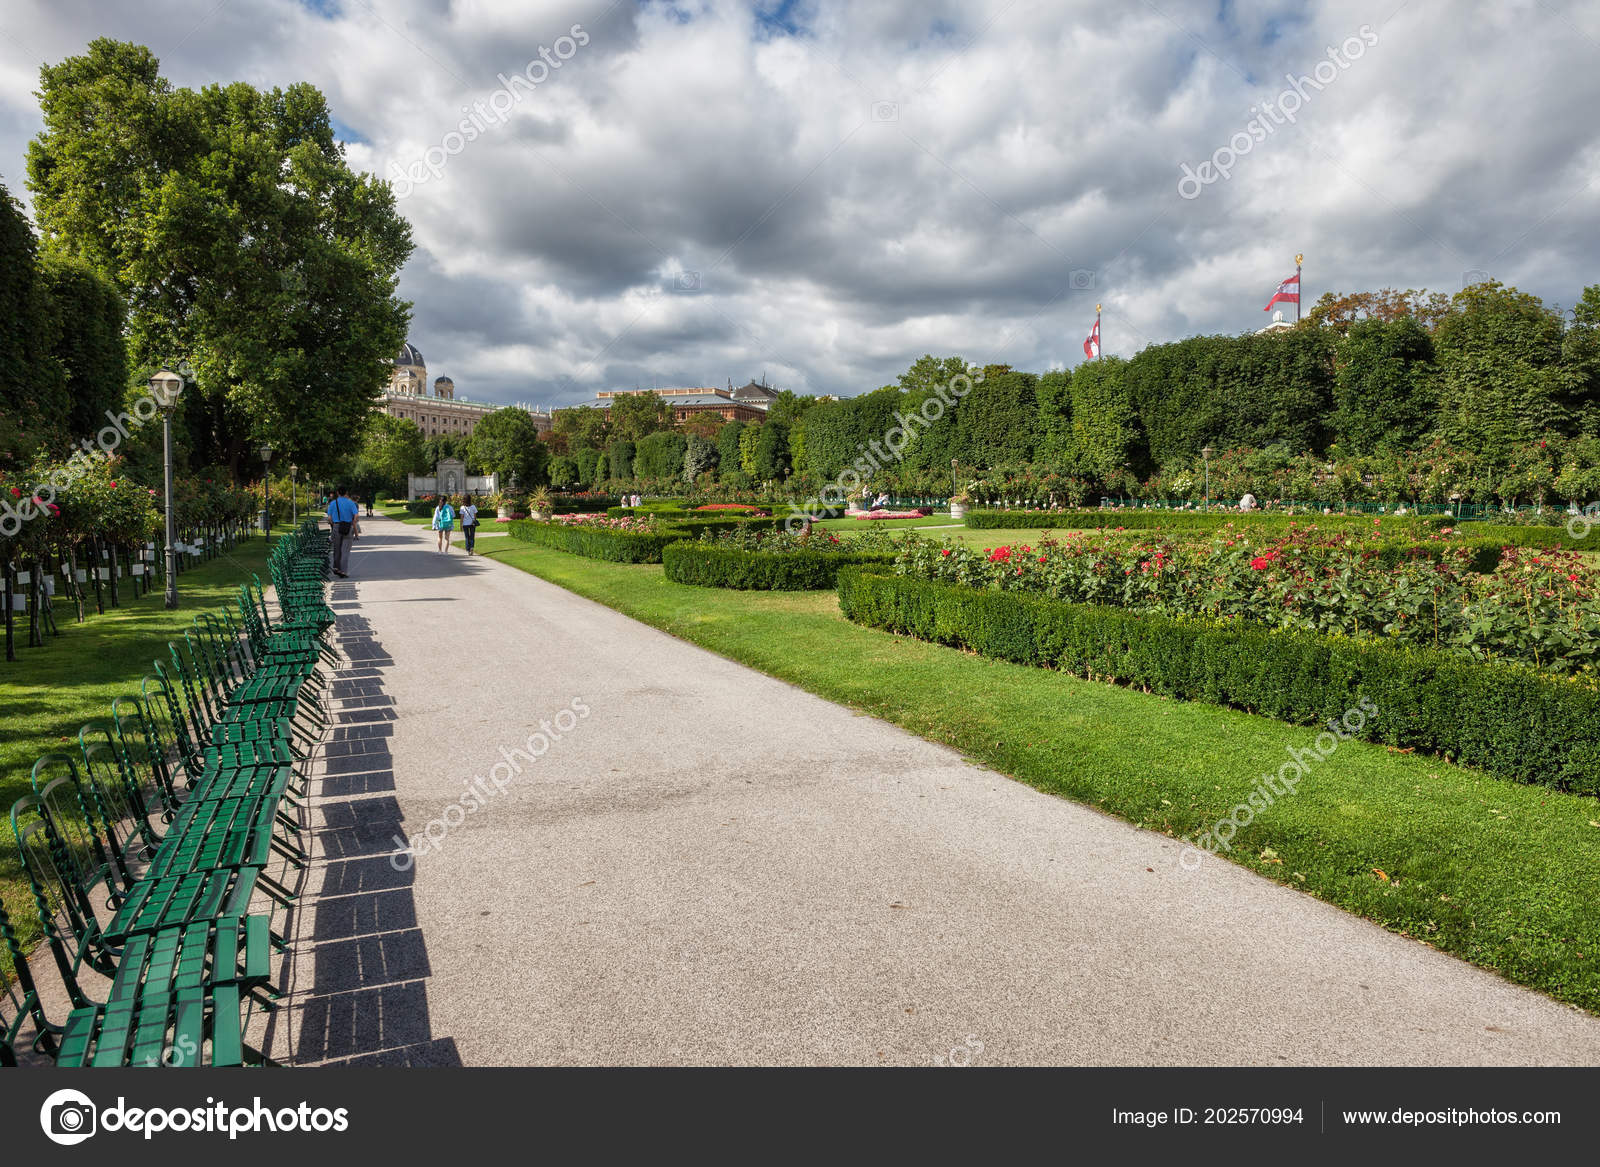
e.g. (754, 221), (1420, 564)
(431, 495), (456, 553)
(365, 493), (374, 517)
(460, 497), (480, 555)
(326, 485), (360, 578)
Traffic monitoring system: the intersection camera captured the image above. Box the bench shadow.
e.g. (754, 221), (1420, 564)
(265, 606), (461, 1067)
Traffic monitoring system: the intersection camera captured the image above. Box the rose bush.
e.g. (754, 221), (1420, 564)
(896, 522), (1600, 676)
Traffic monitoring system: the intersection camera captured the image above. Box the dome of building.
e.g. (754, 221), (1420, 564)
(397, 342), (424, 367)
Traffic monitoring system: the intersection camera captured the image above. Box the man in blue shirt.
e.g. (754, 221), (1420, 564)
(326, 485), (360, 577)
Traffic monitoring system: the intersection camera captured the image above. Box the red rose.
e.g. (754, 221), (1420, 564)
(109, 480), (118, 488)
(7, 487), (18, 498)
(940, 549), (952, 557)
(1038, 556), (1046, 563)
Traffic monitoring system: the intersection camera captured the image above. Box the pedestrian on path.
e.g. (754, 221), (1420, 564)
(432, 496), (456, 553)
(326, 485), (360, 578)
(460, 497), (479, 554)
(365, 494), (375, 517)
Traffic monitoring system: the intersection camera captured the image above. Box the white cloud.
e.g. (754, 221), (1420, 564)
(0, 0), (1596, 406)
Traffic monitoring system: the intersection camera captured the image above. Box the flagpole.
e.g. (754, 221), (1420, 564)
(1096, 304), (1102, 358)
(1295, 253), (1303, 323)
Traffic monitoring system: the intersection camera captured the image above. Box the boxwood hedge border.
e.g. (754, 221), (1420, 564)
(662, 542), (897, 590)
(835, 568), (1600, 794)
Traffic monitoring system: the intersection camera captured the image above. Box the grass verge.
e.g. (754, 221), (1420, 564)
(480, 539), (1600, 1014)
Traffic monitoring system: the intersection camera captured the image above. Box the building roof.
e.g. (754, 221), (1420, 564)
(591, 393), (738, 409)
(397, 342), (424, 366)
(434, 376), (454, 384)
(732, 379), (778, 401)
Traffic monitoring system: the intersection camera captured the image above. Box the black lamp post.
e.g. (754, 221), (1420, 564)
(1201, 446), (1214, 514)
(289, 463), (299, 526)
(150, 369), (185, 609)
(259, 444), (274, 539)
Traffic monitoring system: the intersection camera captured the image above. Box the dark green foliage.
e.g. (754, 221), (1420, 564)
(470, 408), (549, 489)
(609, 439), (635, 480)
(1125, 330), (1336, 467)
(0, 181), (69, 461)
(574, 447), (602, 487)
(836, 569), (1600, 793)
(954, 368), (1037, 466)
(1435, 281), (1581, 451)
(38, 253), (127, 440)
(633, 430), (687, 478)
(715, 421), (745, 471)
(753, 417), (791, 480)
(663, 542), (897, 589)
(1330, 318), (1437, 454)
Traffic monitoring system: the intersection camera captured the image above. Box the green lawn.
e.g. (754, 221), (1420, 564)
(0, 531), (280, 950)
(481, 538), (1600, 1014)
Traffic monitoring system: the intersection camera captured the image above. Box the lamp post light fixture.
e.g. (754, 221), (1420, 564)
(150, 368), (185, 609)
(259, 444), (274, 539)
(289, 463), (299, 526)
(1201, 446), (1215, 514)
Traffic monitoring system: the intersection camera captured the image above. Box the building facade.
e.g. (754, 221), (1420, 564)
(381, 342), (552, 436)
(583, 378), (779, 425)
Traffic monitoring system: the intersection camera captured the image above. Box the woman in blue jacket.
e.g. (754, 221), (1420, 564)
(431, 496), (456, 553)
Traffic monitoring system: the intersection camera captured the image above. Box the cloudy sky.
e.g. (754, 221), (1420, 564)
(0, 0), (1597, 408)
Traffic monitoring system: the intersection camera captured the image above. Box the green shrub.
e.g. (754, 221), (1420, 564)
(836, 568), (1600, 794)
(505, 519), (681, 563)
(549, 494), (622, 514)
(663, 542), (897, 590)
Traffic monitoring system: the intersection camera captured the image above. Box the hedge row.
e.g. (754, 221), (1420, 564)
(608, 505), (847, 522)
(964, 508), (1587, 549)
(662, 542), (898, 590)
(835, 568), (1600, 794)
(504, 519), (683, 563)
(550, 495), (623, 514)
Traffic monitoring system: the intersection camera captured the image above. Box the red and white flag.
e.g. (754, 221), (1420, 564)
(1083, 316), (1100, 359)
(1264, 273), (1300, 312)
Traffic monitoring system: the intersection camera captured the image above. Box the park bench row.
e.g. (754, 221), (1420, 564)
(1, 520), (337, 1067)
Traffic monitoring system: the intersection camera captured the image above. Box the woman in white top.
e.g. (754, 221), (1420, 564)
(460, 498), (480, 555)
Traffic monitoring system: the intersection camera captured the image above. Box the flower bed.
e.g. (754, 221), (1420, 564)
(963, 508), (1585, 549)
(505, 518), (682, 563)
(837, 567), (1600, 794)
(897, 526), (1595, 676)
(694, 503), (764, 513)
(853, 509), (932, 520)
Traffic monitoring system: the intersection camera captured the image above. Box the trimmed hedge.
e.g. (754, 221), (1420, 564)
(663, 542), (897, 590)
(965, 508), (1583, 550)
(505, 519), (682, 563)
(607, 505), (848, 522)
(550, 495), (623, 514)
(835, 568), (1600, 794)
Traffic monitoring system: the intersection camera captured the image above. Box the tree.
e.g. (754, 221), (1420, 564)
(1563, 285), (1600, 436)
(39, 253), (127, 440)
(683, 412), (722, 439)
(422, 433), (471, 468)
(548, 455), (578, 488)
(469, 407), (549, 491)
(754, 418), (791, 480)
(738, 424), (760, 475)
(551, 404), (609, 452)
(26, 39), (413, 481)
(606, 392), (671, 442)
(716, 421), (745, 473)
(0, 180), (69, 465)
(609, 439), (636, 480)
(1433, 281), (1578, 455)
(358, 413), (427, 490)
(1330, 318), (1437, 454)
(1065, 357), (1144, 480)
(683, 433), (717, 483)
(633, 430), (687, 478)
(574, 447), (602, 487)
(1306, 287), (1452, 334)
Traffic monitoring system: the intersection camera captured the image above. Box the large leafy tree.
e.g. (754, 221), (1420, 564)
(1330, 318), (1437, 455)
(358, 413), (427, 487)
(606, 391), (671, 442)
(551, 404), (609, 454)
(469, 408), (549, 490)
(26, 39), (413, 482)
(1433, 281), (1579, 455)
